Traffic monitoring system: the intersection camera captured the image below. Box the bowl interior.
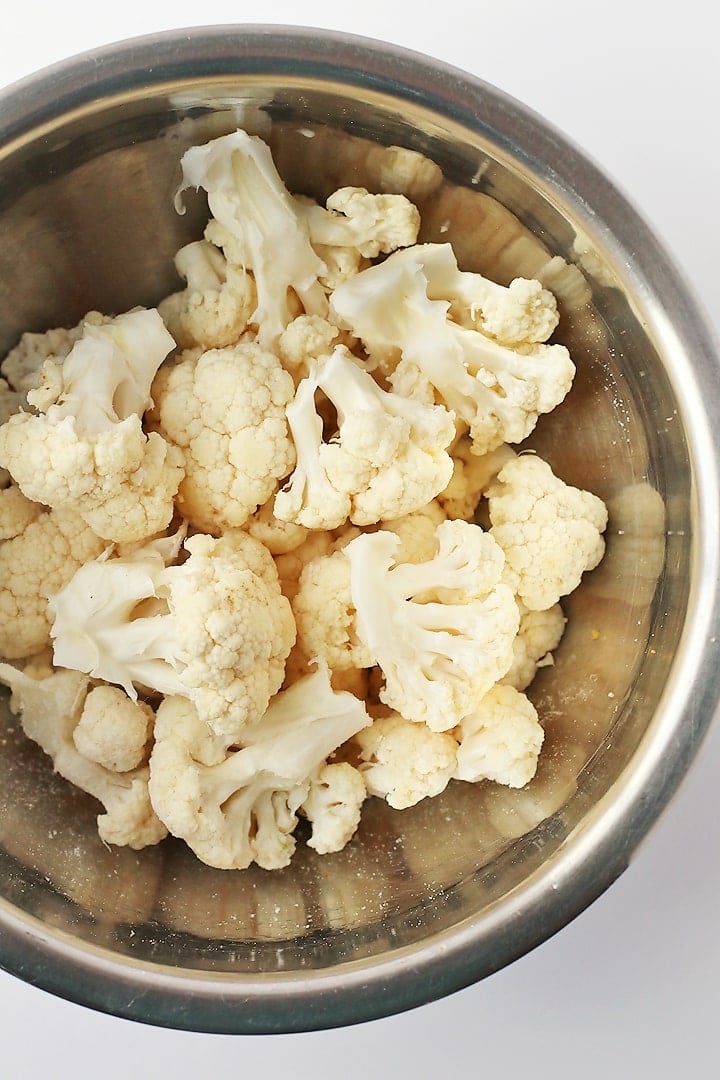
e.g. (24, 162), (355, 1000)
(0, 36), (695, 1029)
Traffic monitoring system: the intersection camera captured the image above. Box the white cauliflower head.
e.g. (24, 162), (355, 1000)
(329, 243), (575, 455)
(354, 712), (458, 809)
(0, 308), (183, 544)
(300, 761), (367, 855)
(152, 342), (296, 534)
(487, 454), (608, 610)
(158, 238), (257, 350)
(346, 519), (520, 731)
(48, 530), (296, 742)
(274, 344), (456, 529)
(0, 661), (166, 849)
(453, 683), (544, 789)
(73, 683), (155, 773)
(147, 663), (370, 870)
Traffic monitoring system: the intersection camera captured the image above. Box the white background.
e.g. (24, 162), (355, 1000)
(2, 3), (719, 1076)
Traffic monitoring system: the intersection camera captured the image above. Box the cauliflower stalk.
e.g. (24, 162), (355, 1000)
(0, 308), (184, 544)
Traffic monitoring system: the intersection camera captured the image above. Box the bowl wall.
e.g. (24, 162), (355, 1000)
(0, 25), (718, 1033)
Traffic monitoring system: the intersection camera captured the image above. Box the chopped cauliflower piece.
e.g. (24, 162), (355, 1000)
(176, 128), (328, 349)
(301, 761), (367, 854)
(298, 186), (420, 259)
(48, 531), (296, 742)
(453, 683), (544, 788)
(347, 520), (520, 731)
(354, 712), (458, 809)
(73, 684), (155, 773)
(0, 483), (42, 541)
(0, 311), (110, 396)
(274, 344), (455, 529)
(292, 548), (375, 672)
(0, 308), (183, 544)
(0, 505), (105, 660)
(147, 664), (370, 870)
(329, 243), (575, 455)
(487, 455), (608, 610)
(0, 662), (166, 849)
(502, 602), (567, 691)
(158, 238), (257, 350)
(151, 342), (296, 533)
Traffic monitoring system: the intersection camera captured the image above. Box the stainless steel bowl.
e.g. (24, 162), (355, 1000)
(1, 24), (719, 1034)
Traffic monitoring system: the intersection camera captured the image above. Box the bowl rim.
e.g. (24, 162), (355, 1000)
(1, 22), (719, 1035)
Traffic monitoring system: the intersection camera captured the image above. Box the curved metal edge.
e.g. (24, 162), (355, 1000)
(1, 22), (720, 1035)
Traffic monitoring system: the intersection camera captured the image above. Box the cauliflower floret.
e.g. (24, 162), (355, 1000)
(277, 314), (346, 380)
(152, 342), (296, 533)
(298, 186), (420, 259)
(73, 684), (155, 773)
(0, 483), (42, 541)
(0, 308), (183, 544)
(453, 683), (544, 788)
(502, 602), (567, 691)
(274, 344), (455, 529)
(353, 712), (458, 809)
(48, 531), (296, 742)
(329, 243), (575, 455)
(176, 128), (329, 349)
(300, 761), (367, 854)
(346, 519), (520, 731)
(0, 311), (110, 396)
(0, 662), (166, 848)
(292, 548), (375, 672)
(0, 505), (106, 660)
(147, 663), (370, 870)
(158, 239), (257, 350)
(487, 454), (608, 610)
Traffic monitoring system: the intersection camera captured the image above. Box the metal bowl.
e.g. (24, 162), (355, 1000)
(1, 24), (718, 1034)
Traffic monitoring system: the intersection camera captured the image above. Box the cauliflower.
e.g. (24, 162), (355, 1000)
(0, 483), (42, 541)
(300, 761), (367, 855)
(158, 239), (257, 350)
(0, 308), (183, 544)
(274, 344), (456, 529)
(0, 505), (106, 660)
(176, 128), (328, 349)
(73, 684), (155, 773)
(487, 454), (608, 610)
(0, 661), (166, 849)
(292, 547), (375, 672)
(353, 712), (458, 809)
(329, 243), (575, 455)
(502, 602), (567, 691)
(151, 342), (296, 533)
(298, 185), (420, 262)
(277, 314), (346, 380)
(346, 520), (520, 730)
(48, 531), (296, 741)
(147, 663), (371, 870)
(453, 683), (544, 788)
(0, 310), (110, 397)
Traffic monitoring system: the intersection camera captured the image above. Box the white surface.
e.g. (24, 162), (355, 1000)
(1, 3), (718, 1076)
